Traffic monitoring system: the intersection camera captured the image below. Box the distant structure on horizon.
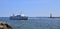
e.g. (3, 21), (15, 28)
(50, 13), (52, 18)
(49, 13), (60, 18)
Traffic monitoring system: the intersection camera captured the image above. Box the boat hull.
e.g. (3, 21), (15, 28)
(10, 16), (28, 20)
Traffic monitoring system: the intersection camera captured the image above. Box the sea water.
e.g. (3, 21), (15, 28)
(0, 17), (60, 29)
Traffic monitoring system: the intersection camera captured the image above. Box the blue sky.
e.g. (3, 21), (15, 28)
(0, 0), (60, 17)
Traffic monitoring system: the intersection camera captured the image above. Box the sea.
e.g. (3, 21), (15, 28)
(0, 17), (60, 29)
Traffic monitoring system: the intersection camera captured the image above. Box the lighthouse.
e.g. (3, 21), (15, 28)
(50, 13), (52, 18)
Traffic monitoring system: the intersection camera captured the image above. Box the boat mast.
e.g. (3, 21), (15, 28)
(20, 11), (25, 16)
(13, 14), (15, 16)
(20, 11), (23, 15)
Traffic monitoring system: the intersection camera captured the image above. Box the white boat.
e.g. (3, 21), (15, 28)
(10, 13), (28, 20)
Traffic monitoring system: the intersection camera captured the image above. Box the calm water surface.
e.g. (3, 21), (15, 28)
(0, 17), (60, 29)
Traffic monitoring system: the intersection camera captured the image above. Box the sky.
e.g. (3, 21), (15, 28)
(0, 0), (60, 17)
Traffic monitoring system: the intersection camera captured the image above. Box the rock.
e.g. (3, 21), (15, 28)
(0, 21), (13, 29)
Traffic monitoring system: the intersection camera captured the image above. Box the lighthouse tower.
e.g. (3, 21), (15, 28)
(50, 13), (52, 18)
